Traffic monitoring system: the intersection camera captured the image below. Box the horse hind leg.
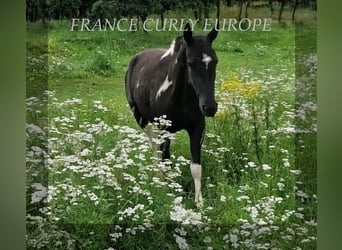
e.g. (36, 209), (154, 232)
(128, 104), (158, 157)
(125, 64), (147, 129)
(129, 104), (148, 129)
(130, 107), (159, 155)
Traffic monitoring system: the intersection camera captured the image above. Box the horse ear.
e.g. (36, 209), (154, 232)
(183, 23), (193, 44)
(207, 21), (219, 44)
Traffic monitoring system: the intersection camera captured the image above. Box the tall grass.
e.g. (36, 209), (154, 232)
(26, 8), (316, 249)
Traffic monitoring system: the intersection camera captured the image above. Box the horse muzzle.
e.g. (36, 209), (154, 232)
(202, 102), (218, 117)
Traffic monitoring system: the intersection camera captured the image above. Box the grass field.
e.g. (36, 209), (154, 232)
(26, 7), (317, 250)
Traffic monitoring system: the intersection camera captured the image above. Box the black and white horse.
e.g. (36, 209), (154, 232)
(125, 24), (218, 206)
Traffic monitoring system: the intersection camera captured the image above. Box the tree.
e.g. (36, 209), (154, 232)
(26, 0), (49, 24)
(216, 0), (220, 19)
(226, 0), (233, 7)
(151, 0), (177, 28)
(79, 0), (96, 17)
(292, 0), (299, 21)
(237, 0), (251, 21)
(91, 0), (123, 21)
(278, 0), (286, 23)
(269, 0), (274, 14)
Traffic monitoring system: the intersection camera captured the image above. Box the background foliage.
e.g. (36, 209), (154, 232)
(26, 0), (317, 23)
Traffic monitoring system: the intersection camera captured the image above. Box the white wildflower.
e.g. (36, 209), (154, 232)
(170, 206), (202, 226)
(174, 235), (189, 250)
(174, 196), (183, 205)
(80, 148), (90, 157)
(259, 182), (268, 188)
(203, 236), (212, 243)
(277, 182), (285, 191)
(282, 158), (290, 167)
(262, 164), (271, 171)
(220, 195), (227, 202)
(26, 123), (46, 136)
(31, 183), (47, 203)
(290, 169), (302, 175)
(247, 161), (257, 168)
(236, 195), (250, 201)
(229, 233), (238, 244)
(175, 227), (187, 236)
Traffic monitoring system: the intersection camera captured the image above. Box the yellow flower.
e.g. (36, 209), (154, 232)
(244, 80), (260, 97)
(48, 38), (57, 53)
(214, 110), (226, 118)
(221, 72), (259, 98)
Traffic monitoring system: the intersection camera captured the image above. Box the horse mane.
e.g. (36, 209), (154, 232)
(173, 36), (185, 53)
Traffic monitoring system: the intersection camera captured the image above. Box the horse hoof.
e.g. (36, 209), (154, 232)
(195, 194), (203, 208)
(195, 200), (203, 208)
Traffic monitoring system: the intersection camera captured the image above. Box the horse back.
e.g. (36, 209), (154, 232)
(125, 49), (173, 122)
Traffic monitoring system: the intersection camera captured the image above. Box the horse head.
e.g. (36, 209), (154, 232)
(183, 23), (219, 117)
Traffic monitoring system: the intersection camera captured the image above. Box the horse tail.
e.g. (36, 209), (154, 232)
(124, 57), (136, 108)
(125, 56), (148, 129)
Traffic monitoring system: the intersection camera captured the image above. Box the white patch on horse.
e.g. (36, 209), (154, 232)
(160, 39), (176, 60)
(202, 53), (212, 70)
(136, 66), (144, 88)
(156, 75), (172, 100)
(190, 163), (203, 207)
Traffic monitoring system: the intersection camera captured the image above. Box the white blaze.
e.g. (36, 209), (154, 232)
(190, 163), (203, 207)
(160, 39), (176, 60)
(156, 75), (172, 100)
(202, 53), (212, 70)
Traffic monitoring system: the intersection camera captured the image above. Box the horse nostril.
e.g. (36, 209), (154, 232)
(202, 105), (206, 113)
(203, 105), (217, 117)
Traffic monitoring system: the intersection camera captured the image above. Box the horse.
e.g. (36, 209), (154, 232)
(125, 23), (218, 207)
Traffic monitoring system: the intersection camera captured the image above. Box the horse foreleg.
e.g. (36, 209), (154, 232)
(190, 162), (203, 207)
(160, 137), (171, 161)
(188, 126), (205, 207)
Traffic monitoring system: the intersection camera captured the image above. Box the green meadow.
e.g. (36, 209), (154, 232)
(26, 7), (317, 250)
